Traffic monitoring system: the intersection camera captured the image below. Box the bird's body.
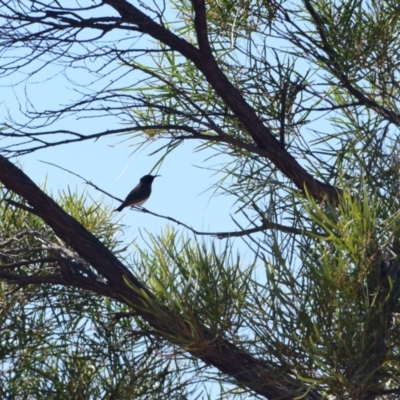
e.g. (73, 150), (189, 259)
(115, 174), (159, 212)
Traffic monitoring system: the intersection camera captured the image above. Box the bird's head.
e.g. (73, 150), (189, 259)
(140, 174), (160, 184)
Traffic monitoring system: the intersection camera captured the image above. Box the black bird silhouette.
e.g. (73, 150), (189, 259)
(115, 174), (160, 212)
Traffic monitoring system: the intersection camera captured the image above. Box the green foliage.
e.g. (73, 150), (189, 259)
(135, 230), (253, 339)
(2, 0), (400, 398)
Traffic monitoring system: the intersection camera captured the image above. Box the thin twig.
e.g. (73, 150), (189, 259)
(5, 199), (40, 215)
(136, 206), (318, 238)
(127, 329), (163, 338)
(39, 160), (122, 201)
(40, 161), (317, 238)
(0, 257), (58, 270)
(280, 81), (288, 149)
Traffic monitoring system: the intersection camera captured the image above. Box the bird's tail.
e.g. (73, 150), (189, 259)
(114, 204), (124, 212)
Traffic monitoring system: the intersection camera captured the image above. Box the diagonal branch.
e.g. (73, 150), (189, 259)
(302, 0), (400, 127)
(103, 0), (340, 203)
(39, 160), (122, 202)
(136, 207), (321, 239)
(192, 0), (212, 54)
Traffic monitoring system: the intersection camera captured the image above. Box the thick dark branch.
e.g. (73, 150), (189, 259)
(103, 0), (340, 203)
(191, 0), (212, 54)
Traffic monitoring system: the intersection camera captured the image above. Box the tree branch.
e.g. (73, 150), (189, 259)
(0, 257), (58, 270)
(137, 207), (320, 239)
(302, 0), (400, 127)
(192, 0), (212, 54)
(103, 0), (340, 203)
(5, 198), (39, 215)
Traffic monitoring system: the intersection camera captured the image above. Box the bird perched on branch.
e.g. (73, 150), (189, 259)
(114, 174), (160, 212)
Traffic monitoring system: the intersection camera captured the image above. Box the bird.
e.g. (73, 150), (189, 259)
(114, 174), (160, 212)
